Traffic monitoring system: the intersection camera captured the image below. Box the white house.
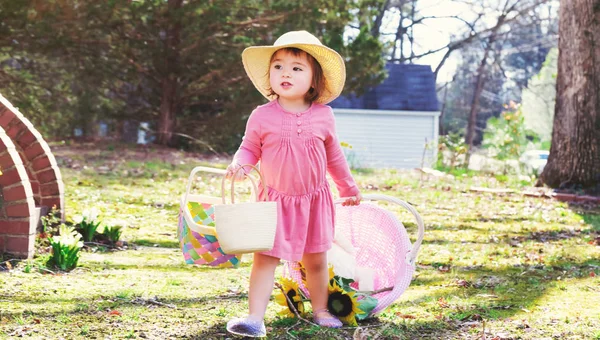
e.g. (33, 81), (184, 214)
(330, 63), (440, 169)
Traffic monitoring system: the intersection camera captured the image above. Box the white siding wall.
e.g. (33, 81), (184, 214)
(333, 109), (440, 169)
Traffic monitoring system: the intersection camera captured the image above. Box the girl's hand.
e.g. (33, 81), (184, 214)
(225, 162), (246, 181)
(341, 192), (362, 206)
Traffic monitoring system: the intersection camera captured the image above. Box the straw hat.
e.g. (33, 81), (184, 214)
(242, 31), (346, 105)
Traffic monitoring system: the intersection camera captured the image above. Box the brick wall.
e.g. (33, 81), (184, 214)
(0, 94), (64, 258)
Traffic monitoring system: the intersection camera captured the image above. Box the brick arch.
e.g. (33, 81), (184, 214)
(0, 94), (64, 258)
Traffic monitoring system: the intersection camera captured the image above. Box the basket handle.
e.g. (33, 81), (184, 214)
(221, 164), (268, 204)
(181, 166), (227, 236)
(336, 194), (425, 267)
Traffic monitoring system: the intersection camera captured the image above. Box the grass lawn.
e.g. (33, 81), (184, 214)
(1, 142), (599, 339)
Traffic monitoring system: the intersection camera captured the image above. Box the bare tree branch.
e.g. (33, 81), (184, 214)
(416, 0), (551, 80)
(371, 0), (391, 38)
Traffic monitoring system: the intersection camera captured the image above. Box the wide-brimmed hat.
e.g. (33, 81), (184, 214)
(242, 30), (346, 105)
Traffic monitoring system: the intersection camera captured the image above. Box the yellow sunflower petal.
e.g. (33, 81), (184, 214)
(294, 299), (305, 314)
(338, 313), (358, 326)
(328, 277), (341, 291)
(279, 277), (300, 291)
(274, 291), (288, 307)
(277, 307), (296, 318)
(326, 282), (362, 326)
(275, 277), (305, 317)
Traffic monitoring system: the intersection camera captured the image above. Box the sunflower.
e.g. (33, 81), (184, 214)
(327, 281), (362, 326)
(275, 277), (305, 318)
(328, 264), (335, 280)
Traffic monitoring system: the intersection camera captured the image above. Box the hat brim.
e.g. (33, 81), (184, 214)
(242, 43), (346, 105)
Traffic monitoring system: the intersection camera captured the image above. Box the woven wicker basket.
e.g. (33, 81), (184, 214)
(214, 164), (277, 254)
(178, 166), (241, 268)
(285, 194), (424, 315)
(180, 165), (278, 258)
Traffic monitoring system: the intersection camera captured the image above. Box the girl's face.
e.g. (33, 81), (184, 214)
(269, 49), (313, 104)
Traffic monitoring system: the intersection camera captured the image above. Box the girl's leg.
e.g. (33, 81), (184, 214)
(227, 252), (279, 337)
(248, 253), (280, 320)
(302, 251), (342, 328)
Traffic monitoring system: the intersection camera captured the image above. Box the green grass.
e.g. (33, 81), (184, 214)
(1, 142), (599, 339)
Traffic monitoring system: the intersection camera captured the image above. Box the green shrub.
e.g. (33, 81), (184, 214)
(102, 225), (123, 244)
(49, 225), (83, 271)
(437, 132), (468, 170)
(482, 101), (538, 160)
(40, 206), (62, 236)
(75, 208), (101, 242)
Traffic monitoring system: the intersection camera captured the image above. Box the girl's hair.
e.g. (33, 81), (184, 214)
(267, 47), (325, 103)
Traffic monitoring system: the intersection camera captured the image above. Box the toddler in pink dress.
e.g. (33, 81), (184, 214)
(226, 30), (361, 337)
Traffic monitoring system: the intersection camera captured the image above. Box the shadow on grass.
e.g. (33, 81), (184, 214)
(396, 258), (599, 323)
(422, 230), (582, 246)
(523, 203), (600, 245)
(79, 259), (253, 271)
(3, 257), (597, 339)
(461, 216), (531, 224)
(424, 219), (598, 246)
(580, 211), (600, 231)
(131, 239), (180, 248)
(498, 228), (590, 244)
(189, 314), (462, 339)
(416, 222), (482, 231)
(184, 323), (230, 340)
(1, 291), (249, 319)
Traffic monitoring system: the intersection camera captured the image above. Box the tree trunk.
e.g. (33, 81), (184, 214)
(409, 0), (416, 60)
(396, 0), (406, 62)
(541, 0), (600, 190)
(465, 38), (494, 164)
(464, 15), (505, 165)
(158, 77), (177, 145)
(157, 0), (182, 146)
(439, 82), (449, 136)
(371, 0), (390, 39)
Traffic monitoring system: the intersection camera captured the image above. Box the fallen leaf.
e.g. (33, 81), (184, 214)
(438, 266), (450, 273)
(8, 326), (31, 337)
(108, 310), (122, 316)
(437, 297), (449, 308)
(456, 279), (471, 288)
(395, 313), (416, 319)
(476, 294), (498, 299)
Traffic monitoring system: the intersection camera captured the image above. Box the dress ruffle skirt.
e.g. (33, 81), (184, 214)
(258, 182), (335, 261)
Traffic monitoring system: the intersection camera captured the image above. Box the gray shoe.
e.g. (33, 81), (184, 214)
(226, 317), (266, 338)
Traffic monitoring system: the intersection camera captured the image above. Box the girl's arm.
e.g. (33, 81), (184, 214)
(324, 110), (360, 200)
(228, 110), (261, 178)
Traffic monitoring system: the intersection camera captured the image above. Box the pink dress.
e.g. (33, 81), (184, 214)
(233, 100), (359, 261)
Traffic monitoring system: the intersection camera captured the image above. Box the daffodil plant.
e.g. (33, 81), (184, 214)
(49, 224), (84, 271)
(74, 208), (101, 242)
(275, 263), (378, 326)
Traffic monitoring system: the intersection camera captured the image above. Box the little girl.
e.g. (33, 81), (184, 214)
(225, 30), (362, 338)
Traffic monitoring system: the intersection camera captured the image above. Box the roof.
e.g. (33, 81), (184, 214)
(330, 63), (439, 111)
